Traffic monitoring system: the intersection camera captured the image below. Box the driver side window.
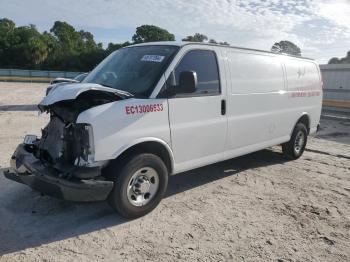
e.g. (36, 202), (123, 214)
(174, 50), (220, 96)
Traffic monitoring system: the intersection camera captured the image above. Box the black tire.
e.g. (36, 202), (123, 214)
(107, 153), (168, 219)
(282, 123), (308, 160)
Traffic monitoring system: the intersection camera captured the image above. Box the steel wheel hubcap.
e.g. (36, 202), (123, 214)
(127, 167), (159, 206)
(294, 131), (305, 154)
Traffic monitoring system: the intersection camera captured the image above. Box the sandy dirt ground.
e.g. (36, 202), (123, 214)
(0, 82), (349, 262)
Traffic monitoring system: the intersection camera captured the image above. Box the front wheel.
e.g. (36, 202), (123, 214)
(282, 123), (308, 160)
(107, 153), (168, 219)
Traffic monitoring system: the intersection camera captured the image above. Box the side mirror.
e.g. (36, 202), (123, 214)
(178, 71), (197, 94)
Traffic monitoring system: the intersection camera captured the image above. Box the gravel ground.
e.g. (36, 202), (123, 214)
(0, 82), (349, 262)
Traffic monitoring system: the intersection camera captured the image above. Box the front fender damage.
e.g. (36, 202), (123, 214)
(5, 144), (113, 201)
(5, 83), (131, 201)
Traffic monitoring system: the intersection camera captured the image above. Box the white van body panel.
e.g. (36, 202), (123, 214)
(71, 42), (322, 175)
(224, 50), (290, 157)
(283, 58), (322, 134)
(77, 98), (171, 163)
(164, 45), (228, 173)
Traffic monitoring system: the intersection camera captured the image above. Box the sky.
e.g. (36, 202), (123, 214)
(1, 0), (350, 64)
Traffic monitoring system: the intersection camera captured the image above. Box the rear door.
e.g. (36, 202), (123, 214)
(167, 48), (227, 172)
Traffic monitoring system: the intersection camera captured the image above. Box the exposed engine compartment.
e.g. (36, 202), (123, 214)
(34, 118), (93, 167)
(30, 89), (125, 176)
(37, 116), (65, 163)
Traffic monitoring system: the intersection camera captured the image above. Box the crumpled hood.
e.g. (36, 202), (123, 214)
(39, 83), (130, 107)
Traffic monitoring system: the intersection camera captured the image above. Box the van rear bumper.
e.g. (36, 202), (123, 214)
(4, 144), (113, 202)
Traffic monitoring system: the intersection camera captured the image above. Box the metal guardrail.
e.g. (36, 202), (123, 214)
(0, 69), (85, 83)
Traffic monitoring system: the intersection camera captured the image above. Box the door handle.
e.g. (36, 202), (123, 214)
(221, 99), (226, 115)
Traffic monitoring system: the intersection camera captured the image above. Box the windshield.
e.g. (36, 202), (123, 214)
(83, 45), (179, 97)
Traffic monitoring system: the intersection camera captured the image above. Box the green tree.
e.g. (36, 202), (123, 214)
(106, 41), (131, 54)
(50, 21), (81, 51)
(328, 57), (340, 64)
(2, 19), (243, 71)
(79, 31), (98, 50)
(0, 18), (16, 47)
(7, 24), (51, 68)
(271, 40), (301, 56)
(48, 21), (104, 70)
(132, 25), (175, 43)
(0, 18), (16, 67)
(0, 18), (108, 70)
(328, 51), (350, 64)
(182, 33), (208, 42)
(209, 39), (229, 45)
(25, 36), (49, 65)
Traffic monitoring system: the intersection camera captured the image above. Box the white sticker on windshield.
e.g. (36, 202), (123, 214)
(141, 55), (165, 62)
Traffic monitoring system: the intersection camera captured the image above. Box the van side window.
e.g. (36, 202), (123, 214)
(174, 50), (220, 96)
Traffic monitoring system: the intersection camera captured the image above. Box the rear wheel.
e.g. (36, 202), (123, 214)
(282, 123), (308, 160)
(107, 153), (168, 219)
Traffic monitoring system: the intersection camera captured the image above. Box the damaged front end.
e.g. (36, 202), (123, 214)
(4, 84), (130, 201)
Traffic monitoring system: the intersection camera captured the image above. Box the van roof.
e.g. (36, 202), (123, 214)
(129, 41), (314, 61)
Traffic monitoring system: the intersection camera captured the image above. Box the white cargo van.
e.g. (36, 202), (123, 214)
(5, 42), (322, 218)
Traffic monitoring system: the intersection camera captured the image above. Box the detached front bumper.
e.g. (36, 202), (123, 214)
(4, 144), (113, 202)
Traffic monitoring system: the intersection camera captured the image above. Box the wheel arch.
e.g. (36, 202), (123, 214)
(107, 138), (174, 175)
(293, 113), (310, 135)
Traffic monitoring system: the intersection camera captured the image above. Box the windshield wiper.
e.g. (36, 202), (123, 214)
(99, 84), (134, 98)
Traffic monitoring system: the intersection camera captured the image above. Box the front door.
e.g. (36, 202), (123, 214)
(167, 49), (227, 172)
